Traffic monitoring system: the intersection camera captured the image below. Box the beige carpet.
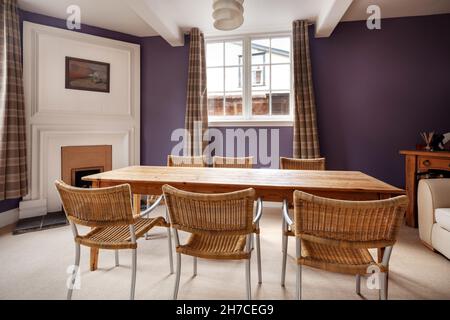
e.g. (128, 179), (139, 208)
(0, 205), (449, 300)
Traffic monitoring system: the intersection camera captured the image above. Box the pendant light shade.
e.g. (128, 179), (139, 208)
(213, 0), (244, 31)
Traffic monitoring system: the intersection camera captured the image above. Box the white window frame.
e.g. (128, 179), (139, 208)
(206, 33), (294, 127)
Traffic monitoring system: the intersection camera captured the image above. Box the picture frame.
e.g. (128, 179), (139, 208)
(65, 57), (110, 93)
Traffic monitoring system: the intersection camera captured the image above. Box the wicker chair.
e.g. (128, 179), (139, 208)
(213, 156), (254, 169)
(280, 157), (326, 170)
(55, 180), (172, 300)
(281, 191), (408, 300)
(146, 155), (208, 260)
(167, 155), (207, 167)
(280, 157), (326, 253)
(162, 184), (263, 300)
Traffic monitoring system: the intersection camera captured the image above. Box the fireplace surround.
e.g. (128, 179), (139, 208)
(61, 145), (112, 187)
(20, 22), (141, 219)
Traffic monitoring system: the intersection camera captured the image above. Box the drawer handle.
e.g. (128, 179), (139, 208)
(423, 160), (431, 166)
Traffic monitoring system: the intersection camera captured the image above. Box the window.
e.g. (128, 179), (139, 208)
(206, 35), (292, 125)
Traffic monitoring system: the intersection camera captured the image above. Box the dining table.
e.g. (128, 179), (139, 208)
(83, 166), (405, 271)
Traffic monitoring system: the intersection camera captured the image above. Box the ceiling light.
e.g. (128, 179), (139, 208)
(213, 0), (244, 31)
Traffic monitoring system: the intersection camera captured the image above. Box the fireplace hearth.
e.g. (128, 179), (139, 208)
(13, 145), (113, 234)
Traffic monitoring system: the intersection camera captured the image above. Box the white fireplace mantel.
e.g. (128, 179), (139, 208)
(21, 22), (141, 219)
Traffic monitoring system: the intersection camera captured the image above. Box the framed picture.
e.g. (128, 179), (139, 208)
(65, 57), (110, 93)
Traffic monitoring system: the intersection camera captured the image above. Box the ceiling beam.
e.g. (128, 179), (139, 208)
(315, 0), (353, 38)
(129, 0), (185, 46)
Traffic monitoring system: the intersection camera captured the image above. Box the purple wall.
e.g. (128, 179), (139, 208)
(140, 36), (190, 166)
(311, 14), (450, 187)
(0, 199), (21, 213)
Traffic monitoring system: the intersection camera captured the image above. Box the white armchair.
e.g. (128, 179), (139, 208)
(418, 178), (450, 259)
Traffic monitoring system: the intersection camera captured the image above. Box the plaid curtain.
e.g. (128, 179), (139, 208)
(292, 20), (321, 159)
(185, 28), (208, 157)
(0, 0), (28, 200)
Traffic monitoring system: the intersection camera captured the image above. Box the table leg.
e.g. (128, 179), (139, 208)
(405, 155), (418, 227)
(90, 248), (99, 271)
(90, 181), (100, 271)
(377, 248), (385, 264)
(133, 194), (141, 216)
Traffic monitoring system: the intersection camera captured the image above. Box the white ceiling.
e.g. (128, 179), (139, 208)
(147, 0), (327, 37)
(18, 0), (450, 46)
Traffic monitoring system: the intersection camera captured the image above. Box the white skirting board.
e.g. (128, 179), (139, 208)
(19, 199), (47, 220)
(0, 208), (19, 229)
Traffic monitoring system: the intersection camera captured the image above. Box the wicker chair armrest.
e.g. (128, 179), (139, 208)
(253, 198), (263, 225)
(139, 195), (164, 218)
(282, 199), (294, 226)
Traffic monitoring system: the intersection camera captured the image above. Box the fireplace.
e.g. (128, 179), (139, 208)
(61, 145), (112, 187)
(73, 168), (102, 188)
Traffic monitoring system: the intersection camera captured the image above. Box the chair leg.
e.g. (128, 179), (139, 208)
(356, 274), (361, 295)
(245, 258), (252, 300)
(281, 235), (288, 287)
(173, 253), (182, 300)
(130, 249), (137, 300)
(115, 250), (119, 267)
(256, 233), (262, 284)
(296, 238), (302, 300)
(281, 215), (285, 252)
(167, 227), (174, 274)
(67, 243), (80, 300)
(193, 257), (198, 277)
(379, 272), (388, 300)
(296, 264), (302, 300)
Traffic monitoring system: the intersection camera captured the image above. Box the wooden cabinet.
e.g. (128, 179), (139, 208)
(400, 150), (450, 227)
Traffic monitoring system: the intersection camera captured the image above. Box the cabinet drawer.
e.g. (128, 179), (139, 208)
(418, 156), (450, 171)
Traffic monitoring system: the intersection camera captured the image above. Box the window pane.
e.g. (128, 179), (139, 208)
(252, 91), (270, 116)
(225, 41), (243, 66)
(271, 37), (291, 64)
(252, 39), (270, 65)
(225, 94), (243, 116)
(271, 92), (290, 115)
(207, 42), (223, 67)
(252, 52), (267, 65)
(208, 95), (224, 116)
(252, 65), (270, 89)
(271, 64), (290, 90)
(225, 67), (243, 92)
(207, 68), (224, 92)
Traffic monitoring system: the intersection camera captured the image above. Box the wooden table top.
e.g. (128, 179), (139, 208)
(400, 150), (450, 157)
(83, 166), (404, 195)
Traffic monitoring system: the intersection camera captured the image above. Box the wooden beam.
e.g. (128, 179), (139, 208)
(315, 0), (354, 38)
(129, 0), (185, 47)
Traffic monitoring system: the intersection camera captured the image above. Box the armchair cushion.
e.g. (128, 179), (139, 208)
(435, 208), (450, 232)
